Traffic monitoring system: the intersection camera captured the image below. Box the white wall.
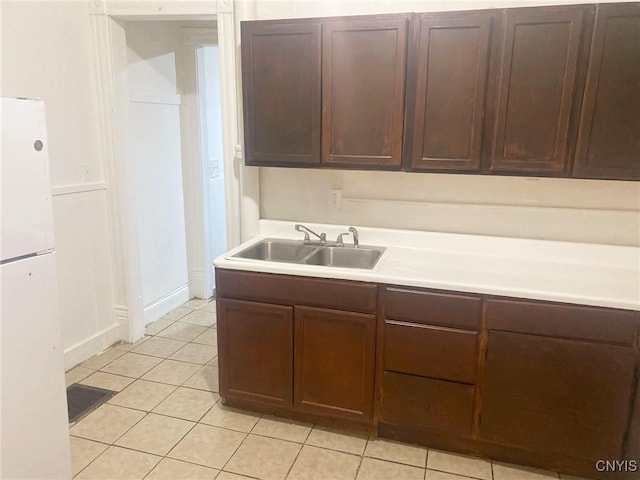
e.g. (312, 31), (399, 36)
(125, 21), (190, 325)
(239, 0), (640, 247)
(1, 1), (118, 368)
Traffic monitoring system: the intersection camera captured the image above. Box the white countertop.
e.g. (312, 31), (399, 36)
(214, 220), (640, 311)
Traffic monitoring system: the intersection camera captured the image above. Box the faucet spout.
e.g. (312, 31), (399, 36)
(295, 224), (326, 244)
(349, 227), (359, 248)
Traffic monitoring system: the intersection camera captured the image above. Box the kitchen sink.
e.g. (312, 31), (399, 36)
(232, 239), (385, 270)
(233, 239), (318, 263)
(303, 246), (383, 269)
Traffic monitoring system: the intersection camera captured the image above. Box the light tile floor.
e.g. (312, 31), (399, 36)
(66, 300), (587, 480)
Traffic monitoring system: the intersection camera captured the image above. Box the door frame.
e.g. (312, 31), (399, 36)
(181, 27), (225, 300)
(89, 0), (243, 341)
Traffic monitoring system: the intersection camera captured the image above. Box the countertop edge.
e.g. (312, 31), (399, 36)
(214, 224), (640, 312)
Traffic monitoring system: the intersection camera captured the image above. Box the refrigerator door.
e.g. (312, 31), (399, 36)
(1, 253), (71, 479)
(1, 98), (55, 261)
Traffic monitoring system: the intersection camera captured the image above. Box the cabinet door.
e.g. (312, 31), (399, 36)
(480, 331), (636, 460)
(241, 21), (321, 166)
(322, 17), (407, 168)
(485, 6), (589, 174)
(409, 12), (493, 171)
(217, 298), (293, 407)
(382, 372), (475, 436)
(573, 4), (640, 180)
(294, 306), (376, 422)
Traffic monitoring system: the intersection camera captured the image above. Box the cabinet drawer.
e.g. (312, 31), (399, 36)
(385, 321), (478, 383)
(382, 372), (475, 435)
(385, 287), (481, 329)
(486, 299), (639, 346)
(217, 269), (377, 313)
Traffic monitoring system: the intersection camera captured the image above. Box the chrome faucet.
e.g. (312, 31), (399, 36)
(295, 224), (326, 244)
(336, 227), (360, 247)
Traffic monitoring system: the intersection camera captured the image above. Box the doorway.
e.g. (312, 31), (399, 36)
(121, 20), (228, 336)
(194, 41), (228, 298)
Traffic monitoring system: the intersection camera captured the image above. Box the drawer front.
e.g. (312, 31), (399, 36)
(382, 372), (475, 435)
(385, 321), (478, 383)
(217, 268), (377, 313)
(385, 287), (481, 330)
(486, 299), (639, 346)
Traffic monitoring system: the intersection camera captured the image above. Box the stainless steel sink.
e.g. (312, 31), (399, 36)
(303, 246), (383, 269)
(233, 239), (318, 263)
(232, 239), (385, 270)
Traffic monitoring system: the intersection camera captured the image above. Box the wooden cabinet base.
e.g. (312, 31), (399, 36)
(220, 396), (376, 437)
(217, 269), (639, 480)
(378, 423), (636, 480)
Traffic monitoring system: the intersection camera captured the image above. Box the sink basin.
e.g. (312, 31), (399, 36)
(232, 239), (385, 270)
(303, 246), (384, 269)
(233, 240), (318, 263)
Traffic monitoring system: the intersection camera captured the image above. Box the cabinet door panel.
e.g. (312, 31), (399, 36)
(294, 306), (376, 422)
(410, 13), (492, 171)
(382, 372), (475, 435)
(480, 331), (635, 460)
(323, 17), (407, 168)
(217, 299), (293, 407)
(487, 7), (588, 173)
(625, 375), (640, 462)
(573, 4), (640, 180)
(242, 22), (321, 166)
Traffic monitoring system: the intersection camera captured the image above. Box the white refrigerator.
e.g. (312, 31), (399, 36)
(1, 98), (72, 479)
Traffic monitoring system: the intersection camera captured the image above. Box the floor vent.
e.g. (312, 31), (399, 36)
(67, 384), (116, 423)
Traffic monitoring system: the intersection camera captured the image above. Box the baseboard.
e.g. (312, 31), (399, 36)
(114, 304), (130, 342)
(189, 268), (206, 299)
(144, 284), (189, 326)
(63, 323), (120, 371)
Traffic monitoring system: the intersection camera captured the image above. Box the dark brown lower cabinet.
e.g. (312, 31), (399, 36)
(217, 298), (293, 407)
(216, 269), (378, 427)
(294, 306), (376, 422)
(480, 330), (636, 461)
(217, 269), (640, 479)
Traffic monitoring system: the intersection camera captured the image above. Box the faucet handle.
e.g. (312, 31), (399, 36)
(336, 232), (350, 246)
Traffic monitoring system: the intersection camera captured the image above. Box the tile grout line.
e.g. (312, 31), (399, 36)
(281, 431), (307, 480)
(216, 421), (258, 477)
(424, 447), (429, 480)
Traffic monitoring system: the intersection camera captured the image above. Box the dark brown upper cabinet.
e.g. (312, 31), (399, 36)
(241, 21), (321, 166)
(484, 5), (591, 175)
(322, 16), (408, 168)
(573, 3), (640, 181)
(240, 5), (639, 181)
(406, 11), (495, 172)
